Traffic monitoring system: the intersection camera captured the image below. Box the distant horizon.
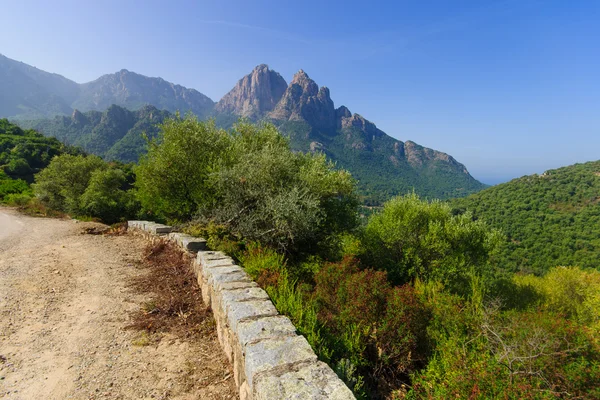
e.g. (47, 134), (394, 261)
(1, 0), (598, 185)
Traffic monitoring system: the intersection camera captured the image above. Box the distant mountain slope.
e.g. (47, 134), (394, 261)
(214, 65), (486, 203)
(21, 105), (171, 162)
(450, 161), (600, 274)
(0, 55), (214, 120)
(73, 69), (214, 118)
(0, 54), (80, 119)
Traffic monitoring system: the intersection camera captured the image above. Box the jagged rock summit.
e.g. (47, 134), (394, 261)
(215, 64), (287, 118)
(216, 65), (486, 201)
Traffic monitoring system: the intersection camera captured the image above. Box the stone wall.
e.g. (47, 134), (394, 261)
(128, 221), (355, 400)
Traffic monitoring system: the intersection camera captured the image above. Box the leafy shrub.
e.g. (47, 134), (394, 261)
(361, 193), (502, 292)
(80, 168), (139, 223)
(0, 171), (31, 201)
(513, 266), (600, 332)
(33, 154), (106, 214)
(33, 154), (138, 222)
(210, 121), (358, 255)
(314, 257), (430, 395)
(3, 192), (33, 206)
(135, 117), (232, 222)
(410, 281), (600, 399)
(137, 117), (358, 255)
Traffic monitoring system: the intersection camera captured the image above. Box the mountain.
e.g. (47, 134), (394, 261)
(214, 64), (286, 118)
(215, 66), (486, 203)
(450, 160), (600, 274)
(0, 54), (79, 119)
(73, 69), (214, 118)
(20, 105), (171, 163)
(2, 56), (486, 202)
(0, 54), (214, 120)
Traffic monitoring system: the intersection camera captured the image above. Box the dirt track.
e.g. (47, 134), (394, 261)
(0, 208), (237, 399)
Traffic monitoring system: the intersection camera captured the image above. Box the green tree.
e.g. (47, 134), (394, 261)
(361, 193), (502, 291)
(210, 121), (357, 254)
(33, 154), (106, 214)
(135, 116), (233, 221)
(80, 168), (138, 223)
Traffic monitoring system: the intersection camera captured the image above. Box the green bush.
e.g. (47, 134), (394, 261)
(80, 168), (139, 223)
(137, 117), (358, 255)
(135, 117), (233, 222)
(0, 171), (31, 201)
(33, 154), (106, 214)
(361, 193), (502, 292)
(513, 266), (600, 332)
(410, 279), (600, 399)
(32, 154), (138, 222)
(3, 192), (33, 207)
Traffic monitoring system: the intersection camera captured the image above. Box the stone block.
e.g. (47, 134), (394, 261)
(205, 265), (245, 287)
(210, 270), (252, 292)
(253, 360), (356, 399)
(244, 335), (317, 391)
(236, 315), (297, 348)
(181, 236), (207, 252)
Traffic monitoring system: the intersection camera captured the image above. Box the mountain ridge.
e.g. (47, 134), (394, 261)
(2, 55), (486, 202)
(213, 65), (484, 202)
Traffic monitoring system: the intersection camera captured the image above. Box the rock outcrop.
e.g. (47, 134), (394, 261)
(269, 70), (336, 131)
(215, 64), (287, 118)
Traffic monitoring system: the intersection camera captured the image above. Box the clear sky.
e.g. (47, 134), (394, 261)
(1, 0), (598, 184)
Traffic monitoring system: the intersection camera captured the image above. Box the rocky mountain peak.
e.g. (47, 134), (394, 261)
(71, 109), (86, 124)
(215, 64), (287, 118)
(269, 69), (336, 130)
(289, 69), (319, 96)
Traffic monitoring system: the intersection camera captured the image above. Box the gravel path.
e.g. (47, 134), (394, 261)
(0, 208), (237, 400)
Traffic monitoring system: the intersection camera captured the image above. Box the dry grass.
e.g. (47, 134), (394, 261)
(127, 241), (215, 340)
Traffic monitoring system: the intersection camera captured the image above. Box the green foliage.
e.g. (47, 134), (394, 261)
(137, 117), (358, 254)
(0, 171), (31, 202)
(314, 257), (430, 389)
(361, 193), (502, 291)
(512, 266), (600, 332)
(33, 154), (137, 223)
(0, 118), (79, 182)
(410, 281), (600, 399)
(135, 116), (232, 222)
(450, 160), (600, 274)
(33, 154), (106, 214)
(80, 168), (139, 223)
(210, 121), (358, 254)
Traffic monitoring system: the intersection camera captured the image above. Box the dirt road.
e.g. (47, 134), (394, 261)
(0, 209), (236, 399)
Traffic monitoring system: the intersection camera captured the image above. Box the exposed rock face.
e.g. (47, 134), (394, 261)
(404, 140), (468, 173)
(215, 64), (287, 118)
(71, 109), (87, 125)
(269, 70), (336, 131)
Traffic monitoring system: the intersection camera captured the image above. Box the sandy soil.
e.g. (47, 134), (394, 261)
(0, 208), (237, 400)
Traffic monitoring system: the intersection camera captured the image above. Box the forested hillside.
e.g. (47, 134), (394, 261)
(0, 118), (80, 203)
(0, 118), (79, 182)
(19, 105), (171, 162)
(450, 161), (600, 274)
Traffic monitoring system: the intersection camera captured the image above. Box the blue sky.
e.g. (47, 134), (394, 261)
(1, 0), (598, 184)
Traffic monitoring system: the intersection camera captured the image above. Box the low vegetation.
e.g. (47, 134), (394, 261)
(8, 115), (599, 398)
(450, 161), (600, 274)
